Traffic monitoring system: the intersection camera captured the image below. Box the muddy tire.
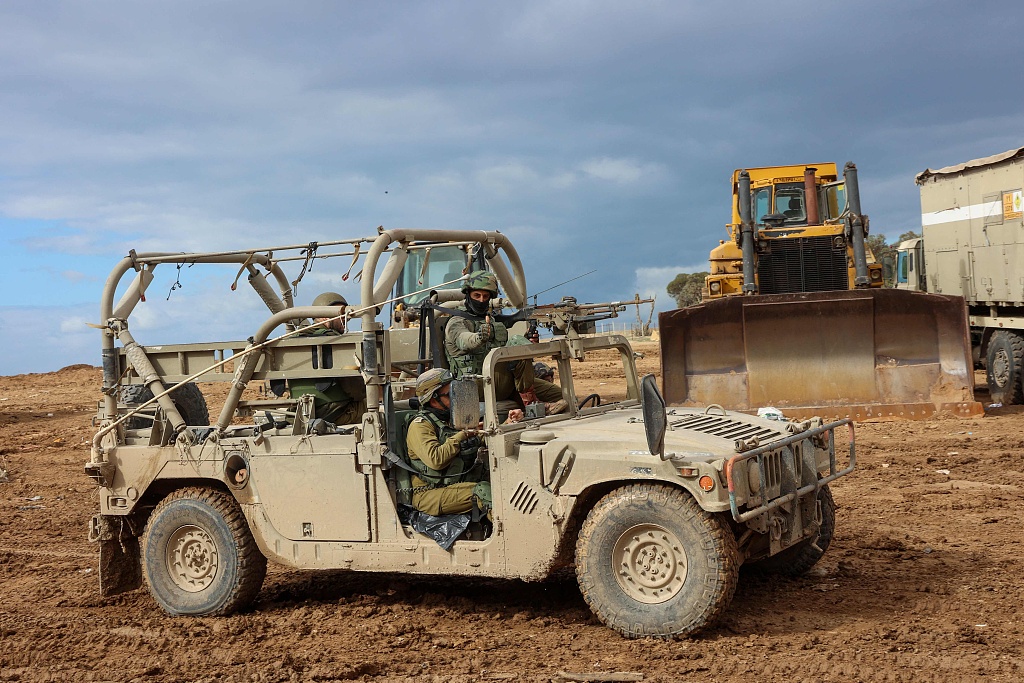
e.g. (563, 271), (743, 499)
(748, 485), (835, 576)
(121, 382), (210, 428)
(142, 487), (266, 616)
(575, 483), (739, 638)
(986, 331), (1024, 405)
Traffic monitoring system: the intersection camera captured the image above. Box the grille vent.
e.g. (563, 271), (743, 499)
(509, 481), (539, 515)
(757, 235), (849, 294)
(670, 414), (782, 443)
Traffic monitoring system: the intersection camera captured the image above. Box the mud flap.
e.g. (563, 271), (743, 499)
(660, 289), (983, 421)
(89, 515), (143, 597)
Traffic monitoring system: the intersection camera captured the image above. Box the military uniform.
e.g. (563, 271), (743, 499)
(406, 409), (491, 516)
(444, 271), (562, 408)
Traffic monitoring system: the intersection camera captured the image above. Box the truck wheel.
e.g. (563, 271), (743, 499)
(575, 483), (739, 638)
(121, 382), (210, 428)
(142, 487), (266, 616)
(986, 331), (1024, 404)
(748, 485), (835, 576)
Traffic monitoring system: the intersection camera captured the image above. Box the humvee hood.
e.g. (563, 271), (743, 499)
(534, 405), (786, 461)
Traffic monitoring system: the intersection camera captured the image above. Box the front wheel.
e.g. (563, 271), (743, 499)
(986, 331), (1024, 405)
(142, 487), (266, 616)
(575, 484), (739, 638)
(748, 485), (835, 575)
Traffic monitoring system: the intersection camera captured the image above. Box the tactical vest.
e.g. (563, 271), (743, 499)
(408, 410), (483, 489)
(445, 305), (509, 379)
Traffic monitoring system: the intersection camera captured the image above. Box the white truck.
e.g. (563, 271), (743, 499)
(898, 145), (1024, 404)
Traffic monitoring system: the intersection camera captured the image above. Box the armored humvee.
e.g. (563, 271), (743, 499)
(86, 228), (855, 638)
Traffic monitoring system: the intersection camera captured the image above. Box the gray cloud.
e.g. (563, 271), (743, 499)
(0, 0), (1022, 373)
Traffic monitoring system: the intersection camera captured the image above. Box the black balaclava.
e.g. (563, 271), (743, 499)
(465, 292), (490, 317)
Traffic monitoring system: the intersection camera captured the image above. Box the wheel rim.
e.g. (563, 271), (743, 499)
(992, 348), (1010, 388)
(166, 524), (219, 592)
(612, 523), (687, 604)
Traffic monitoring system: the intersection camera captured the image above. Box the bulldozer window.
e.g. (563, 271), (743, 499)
(752, 187), (771, 224)
(774, 184), (806, 225)
(822, 182), (847, 221)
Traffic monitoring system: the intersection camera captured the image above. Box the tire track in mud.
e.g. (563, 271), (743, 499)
(0, 547), (93, 559)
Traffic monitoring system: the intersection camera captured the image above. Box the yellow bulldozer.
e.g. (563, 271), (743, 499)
(660, 162), (981, 421)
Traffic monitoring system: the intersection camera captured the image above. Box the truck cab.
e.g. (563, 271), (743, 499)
(894, 237), (924, 291)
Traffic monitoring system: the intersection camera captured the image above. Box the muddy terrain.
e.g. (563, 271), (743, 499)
(1, 342), (1022, 682)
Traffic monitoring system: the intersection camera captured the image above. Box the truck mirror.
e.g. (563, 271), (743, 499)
(449, 378), (479, 431)
(640, 374), (666, 457)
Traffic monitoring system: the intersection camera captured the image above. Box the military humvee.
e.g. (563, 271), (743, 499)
(86, 228), (855, 638)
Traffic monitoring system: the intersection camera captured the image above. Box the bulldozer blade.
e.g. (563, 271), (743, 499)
(659, 289), (983, 421)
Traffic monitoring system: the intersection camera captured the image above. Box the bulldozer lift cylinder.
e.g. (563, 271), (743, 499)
(738, 170), (756, 294)
(804, 167), (820, 226)
(844, 162), (870, 287)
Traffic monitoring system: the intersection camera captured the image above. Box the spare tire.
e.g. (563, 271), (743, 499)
(121, 382), (210, 428)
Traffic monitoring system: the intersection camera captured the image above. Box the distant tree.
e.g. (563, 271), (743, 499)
(667, 271), (709, 308)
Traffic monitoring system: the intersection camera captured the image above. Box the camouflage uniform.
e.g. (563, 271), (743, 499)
(444, 272), (561, 404)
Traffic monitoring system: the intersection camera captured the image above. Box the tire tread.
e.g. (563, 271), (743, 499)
(575, 483), (739, 639)
(143, 486), (266, 616)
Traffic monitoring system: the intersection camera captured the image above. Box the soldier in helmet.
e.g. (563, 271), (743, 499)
(406, 368), (520, 517)
(287, 292), (367, 425)
(444, 271), (563, 410)
(533, 361), (555, 383)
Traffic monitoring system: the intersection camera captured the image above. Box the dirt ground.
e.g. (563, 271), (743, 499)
(1, 341), (1023, 682)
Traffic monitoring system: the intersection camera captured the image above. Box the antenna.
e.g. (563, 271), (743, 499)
(530, 270), (597, 306)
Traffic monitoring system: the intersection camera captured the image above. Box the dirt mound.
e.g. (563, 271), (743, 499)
(1, 354), (1022, 681)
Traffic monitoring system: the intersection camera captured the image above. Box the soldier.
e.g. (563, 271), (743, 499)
(533, 361), (555, 383)
(405, 368), (492, 517)
(443, 271), (563, 410)
(288, 292), (367, 425)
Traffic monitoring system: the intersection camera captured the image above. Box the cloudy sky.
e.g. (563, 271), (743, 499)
(1, 0), (1022, 374)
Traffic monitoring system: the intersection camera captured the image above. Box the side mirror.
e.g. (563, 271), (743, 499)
(449, 378), (480, 431)
(640, 374), (667, 457)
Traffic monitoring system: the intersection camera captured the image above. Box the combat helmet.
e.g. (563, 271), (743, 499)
(533, 361), (554, 381)
(312, 291), (348, 307)
(461, 270), (498, 296)
(415, 368), (453, 404)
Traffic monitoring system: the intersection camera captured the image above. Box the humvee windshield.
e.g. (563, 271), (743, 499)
(396, 244), (471, 305)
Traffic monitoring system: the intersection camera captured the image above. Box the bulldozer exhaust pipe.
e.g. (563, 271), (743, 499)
(738, 170), (756, 294)
(845, 162), (870, 287)
(803, 167), (820, 225)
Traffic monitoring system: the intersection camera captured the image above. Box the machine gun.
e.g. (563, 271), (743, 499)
(529, 295), (653, 338)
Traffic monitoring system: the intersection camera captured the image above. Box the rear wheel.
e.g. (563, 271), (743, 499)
(748, 485), (835, 575)
(575, 484), (739, 638)
(986, 331), (1024, 404)
(142, 487), (266, 616)
(121, 382), (210, 428)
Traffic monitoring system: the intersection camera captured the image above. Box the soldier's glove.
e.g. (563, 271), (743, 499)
(478, 321), (493, 342)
